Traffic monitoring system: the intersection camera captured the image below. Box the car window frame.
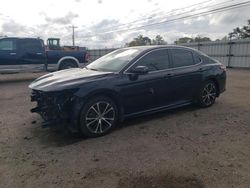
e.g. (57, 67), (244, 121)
(124, 48), (171, 74)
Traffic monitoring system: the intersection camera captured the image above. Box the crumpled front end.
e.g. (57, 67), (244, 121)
(30, 89), (77, 128)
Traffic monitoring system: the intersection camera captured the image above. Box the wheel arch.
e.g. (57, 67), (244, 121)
(204, 77), (220, 96)
(57, 56), (80, 70)
(79, 89), (124, 122)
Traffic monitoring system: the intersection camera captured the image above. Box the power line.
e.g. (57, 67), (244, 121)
(120, 1), (250, 32)
(95, 0), (240, 33)
(80, 0), (250, 39)
(86, 0), (249, 36)
(93, 0), (214, 32)
(131, 0), (238, 28)
(81, 0), (238, 36)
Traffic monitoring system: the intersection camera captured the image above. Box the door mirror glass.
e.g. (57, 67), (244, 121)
(131, 66), (149, 75)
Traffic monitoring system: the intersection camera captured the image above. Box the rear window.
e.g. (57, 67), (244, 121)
(193, 53), (202, 64)
(19, 39), (43, 52)
(202, 55), (217, 64)
(0, 39), (16, 51)
(171, 49), (195, 68)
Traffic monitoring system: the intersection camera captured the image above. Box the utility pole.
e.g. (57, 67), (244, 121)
(72, 25), (78, 47)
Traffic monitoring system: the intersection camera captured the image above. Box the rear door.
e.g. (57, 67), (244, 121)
(18, 38), (46, 71)
(0, 38), (19, 71)
(168, 48), (203, 104)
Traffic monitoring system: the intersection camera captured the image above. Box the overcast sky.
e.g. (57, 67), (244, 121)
(0, 0), (249, 48)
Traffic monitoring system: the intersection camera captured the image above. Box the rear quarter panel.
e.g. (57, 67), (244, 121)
(201, 55), (226, 94)
(46, 50), (87, 64)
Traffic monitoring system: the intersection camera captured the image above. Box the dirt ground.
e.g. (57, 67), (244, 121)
(0, 69), (249, 188)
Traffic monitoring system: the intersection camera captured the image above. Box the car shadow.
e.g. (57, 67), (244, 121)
(29, 122), (84, 148)
(30, 104), (202, 148)
(118, 104), (199, 129)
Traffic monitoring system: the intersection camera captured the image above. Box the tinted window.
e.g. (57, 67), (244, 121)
(193, 53), (201, 64)
(132, 49), (170, 72)
(19, 39), (43, 52)
(171, 49), (195, 68)
(0, 39), (16, 51)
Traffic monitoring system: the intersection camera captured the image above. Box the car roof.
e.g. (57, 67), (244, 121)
(0, 37), (42, 40)
(121, 45), (204, 57)
(122, 45), (200, 53)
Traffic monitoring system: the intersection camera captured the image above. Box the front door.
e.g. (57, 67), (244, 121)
(119, 49), (171, 115)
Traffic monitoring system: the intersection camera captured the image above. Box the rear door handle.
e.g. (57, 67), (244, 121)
(198, 68), (205, 72)
(10, 53), (16, 55)
(36, 53), (43, 55)
(164, 73), (174, 79)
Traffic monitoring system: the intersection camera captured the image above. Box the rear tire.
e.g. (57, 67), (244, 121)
(59, 60), (78, 70)
(198, 81), (217, 107)
(79, 96), (118, 137)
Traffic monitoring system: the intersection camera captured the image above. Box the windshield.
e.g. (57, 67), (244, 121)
(86, 48), (144, 72)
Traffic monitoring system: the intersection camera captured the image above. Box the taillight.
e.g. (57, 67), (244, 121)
(85, 52), (90, 62)
(219, 63), (226, 71)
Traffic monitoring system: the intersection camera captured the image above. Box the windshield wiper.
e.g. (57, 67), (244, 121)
(84, 66), (97, 71)
(88, 68), (99, 71)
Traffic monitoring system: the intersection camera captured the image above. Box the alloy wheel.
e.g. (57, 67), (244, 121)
(85, 101), (115, 134)
(202, 83), (216, 106)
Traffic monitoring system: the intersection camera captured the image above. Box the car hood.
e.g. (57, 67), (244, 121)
(29, 68), (113, 92)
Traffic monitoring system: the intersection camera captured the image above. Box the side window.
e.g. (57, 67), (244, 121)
(193, 53), (202, 64)
(0, 39), (16, 51)
(19, 39), (43, 52)
(171, 49), (195, 68)
(132, 49), (170, 72)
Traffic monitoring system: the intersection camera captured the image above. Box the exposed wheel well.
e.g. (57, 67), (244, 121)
(59, 59), (78, 69)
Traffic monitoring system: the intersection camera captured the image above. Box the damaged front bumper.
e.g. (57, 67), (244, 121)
(30, 89), (77, 128)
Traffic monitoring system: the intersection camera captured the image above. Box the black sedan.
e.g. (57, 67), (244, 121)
(29, 46), (226, 137)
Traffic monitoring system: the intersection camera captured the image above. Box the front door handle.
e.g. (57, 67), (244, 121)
(36, 53), (43, 55)
(10, 53), (16, 55)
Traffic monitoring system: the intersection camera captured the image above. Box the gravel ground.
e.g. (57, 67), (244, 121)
(0, 69), (250, 188)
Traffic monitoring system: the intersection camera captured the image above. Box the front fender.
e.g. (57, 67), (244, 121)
(72, 88), (124, 124)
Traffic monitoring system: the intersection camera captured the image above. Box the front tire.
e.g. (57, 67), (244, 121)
(59, 60), (78, 70)
(198, 81), (217, 107)
(79, 96), (118, 137)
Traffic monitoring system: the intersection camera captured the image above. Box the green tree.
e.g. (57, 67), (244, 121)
(174, 37), (194, 44)
(174, 36), (211, 44)
(194, 36), (211, 42)
(217, 36), (229, 41)
(152, 35), (167, 45)
(126, 35), (152, 47)
(229, 19), (250, 39)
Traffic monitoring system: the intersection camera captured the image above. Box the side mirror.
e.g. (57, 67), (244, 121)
(131, 66), (149, 75)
